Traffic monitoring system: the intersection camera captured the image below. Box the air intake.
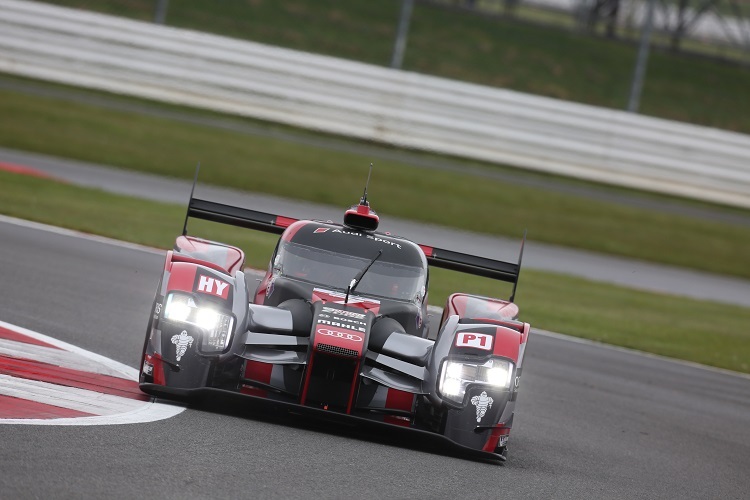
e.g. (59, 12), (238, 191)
(317, 343), (359, 358)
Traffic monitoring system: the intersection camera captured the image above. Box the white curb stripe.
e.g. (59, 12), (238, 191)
(0, 338), (132, 380)
(0, 374), (145, 415)
(0, 320), (185, 425)
(0, 320), (138, 380)
(0, 399), (186, 426)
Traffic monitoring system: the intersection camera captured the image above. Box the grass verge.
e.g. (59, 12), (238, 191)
(2, 84), (750, 279)
(41, 0), (750, 133)
(1, 170), (748, 373)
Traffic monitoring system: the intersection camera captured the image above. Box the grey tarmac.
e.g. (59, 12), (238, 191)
(0, 217), (748, 499)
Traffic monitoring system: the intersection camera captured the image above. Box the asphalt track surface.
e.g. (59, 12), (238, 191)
(3, 147), (750, 308)
(1, 218), (749, 499)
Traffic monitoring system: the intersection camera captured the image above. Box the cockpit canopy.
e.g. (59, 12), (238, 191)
(275, 223), (428, 302)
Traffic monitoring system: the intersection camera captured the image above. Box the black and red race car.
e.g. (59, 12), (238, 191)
(139, 176), (529, 461)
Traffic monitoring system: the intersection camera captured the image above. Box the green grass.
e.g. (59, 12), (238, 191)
(40, 0), (750, 133)
(2, 84), (750, 280)
(2, 169), (749, 373)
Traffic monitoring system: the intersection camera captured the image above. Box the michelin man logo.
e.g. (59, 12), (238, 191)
(471, 391), (493, 423)
(171, 330), (194, 361)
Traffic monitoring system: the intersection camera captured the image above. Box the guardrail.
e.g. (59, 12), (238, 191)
(1, 0), (749, 208)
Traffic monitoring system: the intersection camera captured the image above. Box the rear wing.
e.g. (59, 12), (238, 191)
(181, 175), (526, 302)
(419, 231), (526, 303)
(180, 165), (298, 237)
(184, 197), (296, 235)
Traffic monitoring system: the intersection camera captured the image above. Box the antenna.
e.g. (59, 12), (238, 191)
(509, 229), (527, 303)
(360, 163), (373, 206)
(181, 162), (200, 236)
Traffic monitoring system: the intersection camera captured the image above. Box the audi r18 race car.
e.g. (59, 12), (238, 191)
(139, 172), (530, 461)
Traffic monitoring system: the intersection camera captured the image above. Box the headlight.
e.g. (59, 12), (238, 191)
(195, 308), (220, 331)
(163, 293), (234, 352)
(163, 295), (192, 322)
(439, 358), (513, 404)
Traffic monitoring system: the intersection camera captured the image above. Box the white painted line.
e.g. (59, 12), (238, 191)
(0, 399), (185, 426)
(0, 374), (145, 415)
(0, 320), (137, 380)
(0, 213), (163, 256)
(0, 320), (185, 425)
(0, 338), (132, 380)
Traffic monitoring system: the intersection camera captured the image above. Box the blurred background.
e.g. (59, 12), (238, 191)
(39, 0), (750, 129)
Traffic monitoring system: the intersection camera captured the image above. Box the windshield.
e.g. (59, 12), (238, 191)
(275, 241), (426, 302)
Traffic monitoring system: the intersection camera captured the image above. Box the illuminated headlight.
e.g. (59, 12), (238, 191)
(439, 358), (513, 404)
(163, 295), (193, 322)
(195, 308), (220, 331)
(163, 294), (234, 352)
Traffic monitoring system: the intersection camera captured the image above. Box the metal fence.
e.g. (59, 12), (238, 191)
(1, 0), (750, 208)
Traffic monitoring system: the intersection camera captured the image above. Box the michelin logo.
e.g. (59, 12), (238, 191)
(471, 391), (493, 423)
(171, 330), (194, 361)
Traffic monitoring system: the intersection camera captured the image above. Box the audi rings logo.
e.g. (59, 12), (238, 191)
(316, 328), (363, 342)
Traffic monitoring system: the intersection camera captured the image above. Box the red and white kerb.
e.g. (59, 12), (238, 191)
(0, 320), (183, 425)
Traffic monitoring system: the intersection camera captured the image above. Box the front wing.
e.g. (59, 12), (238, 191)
(140, 383), (507, 462)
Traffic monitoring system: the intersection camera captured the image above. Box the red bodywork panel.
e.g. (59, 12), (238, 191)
(242, 361), (272, 398)
(144, 353), (166, 386)
(254, 269), (272, 304)
(482, 425), (511, 452)
(311, 289), (381, 315)
(442, 293), (529, 364)
(173, 235), (245, 275)
(280, 220), (307, 241)
(445, 293), (519, 322)
(165, 262), (197, 294)
(383, 388), (415, 427)
(491, 326), (521, 361)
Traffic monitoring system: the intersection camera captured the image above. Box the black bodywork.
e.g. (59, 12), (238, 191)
(140, 194), (529, 461)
